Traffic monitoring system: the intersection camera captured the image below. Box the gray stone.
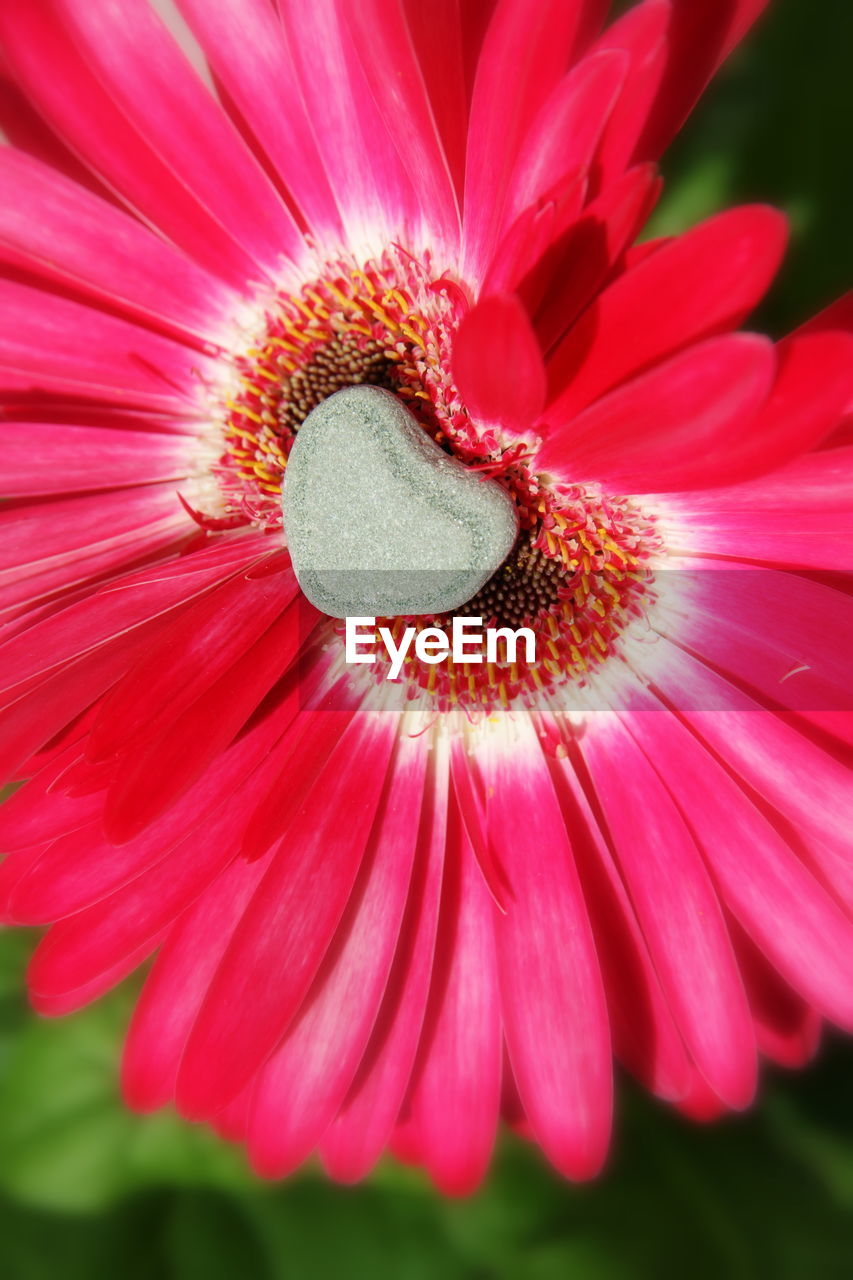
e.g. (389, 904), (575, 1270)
(281, 386), (519, 618)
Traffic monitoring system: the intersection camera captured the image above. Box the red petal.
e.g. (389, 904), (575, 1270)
(463, 0), (591, 279)
(539, 333), (775, 491)
(533, 164), (662, 354)
(545, 204), (787, 420)
(453, 293), (546, 432)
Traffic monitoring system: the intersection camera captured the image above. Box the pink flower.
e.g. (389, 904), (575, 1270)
(1, 0), (852, 1194)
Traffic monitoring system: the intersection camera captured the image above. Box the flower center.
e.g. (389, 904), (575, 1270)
(192, 245), (478, 531)
(463, 529), (570, 630)
(355, 484), (658, 713)
(195, 247), (660, 712)
(278, 335), (398, 436)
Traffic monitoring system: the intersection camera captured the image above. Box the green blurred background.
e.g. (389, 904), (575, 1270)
(1, 1), (852, 1275)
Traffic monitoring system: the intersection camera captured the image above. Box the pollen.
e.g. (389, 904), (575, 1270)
(199, 245), (477, 531)
(278, 336), (397, 436)
(463, 530), (567, 630)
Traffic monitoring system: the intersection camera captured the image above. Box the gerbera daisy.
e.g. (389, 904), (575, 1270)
(1, 0), (852, 1195)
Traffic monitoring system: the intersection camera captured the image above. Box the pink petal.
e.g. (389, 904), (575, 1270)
(56, 0), (304, 272)
(483, 167), (587, 305)
(402, 0), (468, 200)
(32, 930), (170, 1017)
(319, 740), (449, 1183)
(1, 422), (192, 497)
(25, 784), (265, 1009)
(277, 0), (418, 241)
(0, 149), (229, 343)
(645, 643), (853, 908)
(0, 278), (214, 410)
(7, 688), (304, 927)
(0, 743), (101, 852)
(0, 3), (265, 287)
(621, 693), (853, 1030)
(501, 49), (628, 230)
(658, 444), (853, 568)
(237, 703), (361, 864)
(122, 849), (268, 1111)
(177, 0), (343, 241)
(732, 923), (821, 1069)
(458, 1), (499, 93)
(339, 0), (460, 249)
(725, 330), (853, 476)
(0, 539), (271, 781)
(0, 534), (270, 698)
(579, 714), (757, 1108)
(0, 72), (113, 200)
(482, 720), (613, 1177)
(100, 598), (313, 840)
(0, 484), (190, 577)
(122, 852), (271, 1111)
(663, 561), (853, 716)
(0, 633), (158, 788)
(552, 753), (692, 1101)
(569, 0), (611, 55)
(19, 681), (331, 1000)
(175, 715), (396, 1118)
(404, 792), (502, 1194)
(246, 736), (427, 1176)
(0, 486), (192, 626)
(87, 560), (298, 766)
(450, 738), (510, 911)
(463, 0), (592, 280)
(0, 527), (188, 628)
(590, 0), (670, 185)
(675, 1073), (729, 1123)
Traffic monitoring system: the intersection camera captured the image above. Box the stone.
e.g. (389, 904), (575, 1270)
(281, 386), (519, 619)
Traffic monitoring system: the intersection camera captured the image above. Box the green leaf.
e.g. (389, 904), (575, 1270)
(0, 989), (253, 1213)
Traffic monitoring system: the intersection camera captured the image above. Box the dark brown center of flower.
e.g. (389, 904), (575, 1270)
(455, 530), (567, 629)
(278, 335), (398, 436)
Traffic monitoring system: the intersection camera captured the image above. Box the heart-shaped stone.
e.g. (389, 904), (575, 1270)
(281, 386), (519, 618)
